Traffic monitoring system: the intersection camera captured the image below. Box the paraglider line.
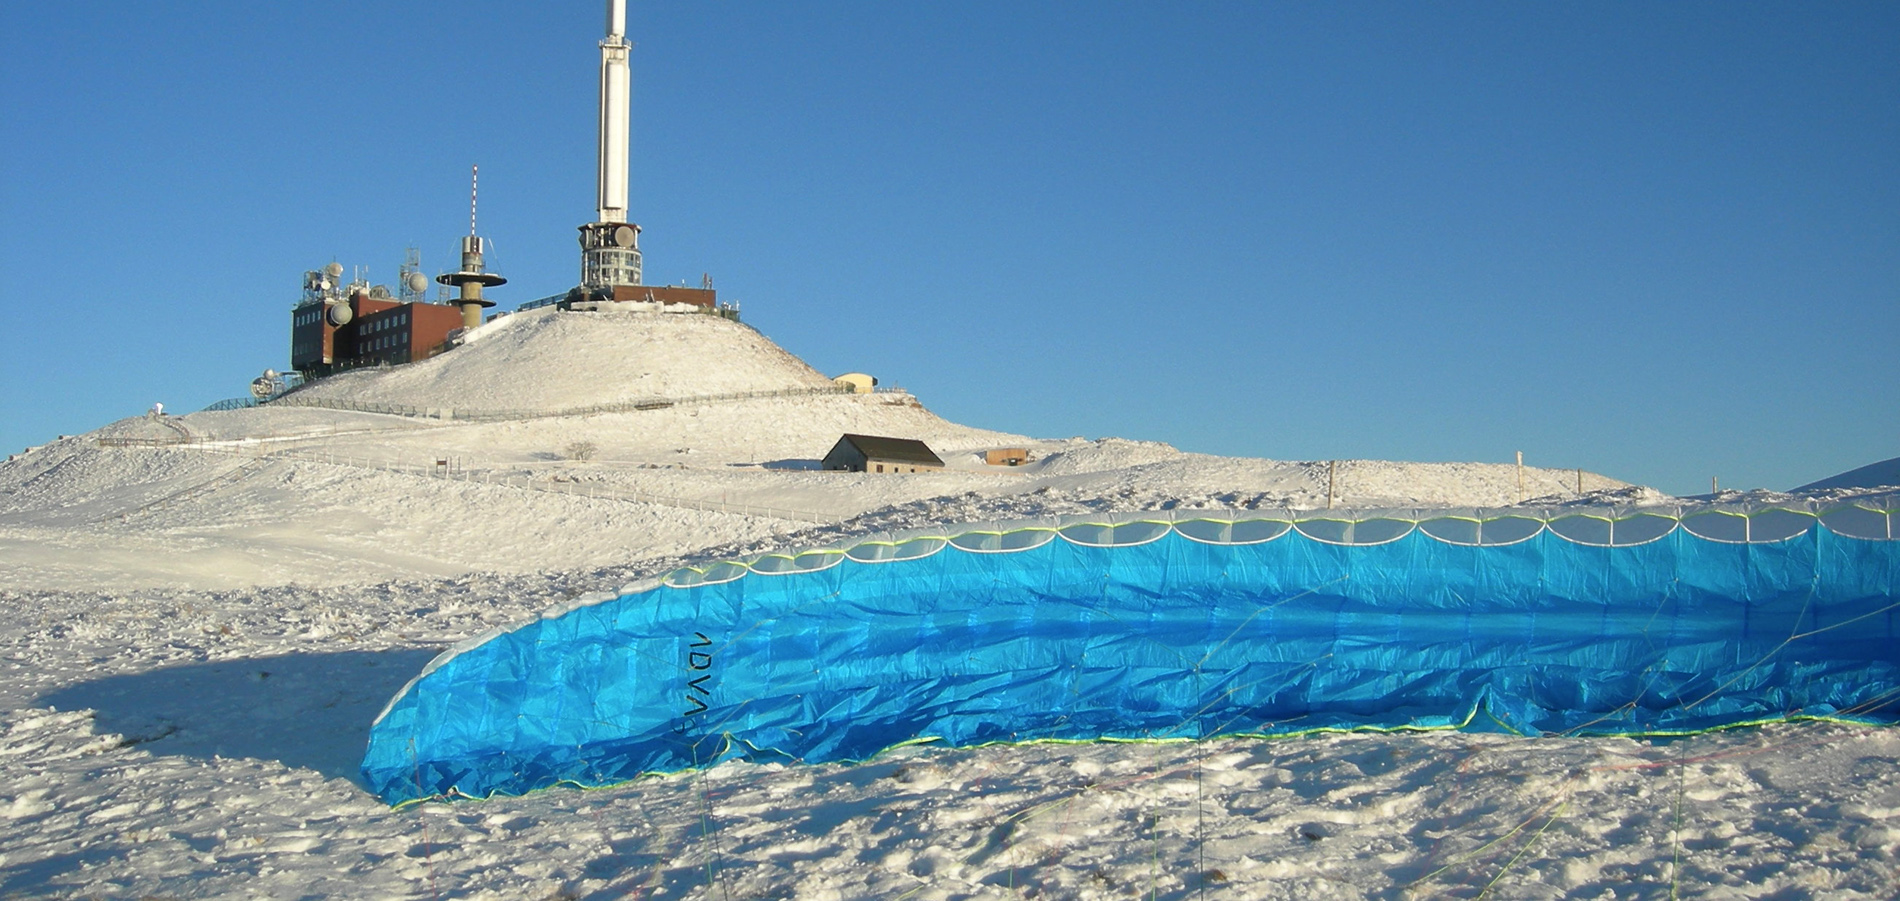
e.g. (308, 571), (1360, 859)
(1669, 762), (1685, 899)
(1406, 776), (1578, 892)
(407, 739), (442, 900)
(1680, 584), (1833, 712)
(1840, 682), (1900, 717)
(1590, 722), (1879, 773)
(1789, 594), (1900, 642)
(1163, 656), (1331, 741)
(1560, 575), (1709, 734)
(1478, 798), (1571, 900)
(689, 738), (736, 901)
(1196, 576), (1351, 669)
(1194, 694), (1208, 898)
(692, 707), (756, 754)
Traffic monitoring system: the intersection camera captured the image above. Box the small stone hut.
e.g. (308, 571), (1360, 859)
(823, 434), (944, 474)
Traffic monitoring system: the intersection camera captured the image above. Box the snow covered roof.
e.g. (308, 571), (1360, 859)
(832, 433), (944, 466)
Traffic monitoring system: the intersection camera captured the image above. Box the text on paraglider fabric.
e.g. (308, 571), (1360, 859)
(683, 631), (713, 719)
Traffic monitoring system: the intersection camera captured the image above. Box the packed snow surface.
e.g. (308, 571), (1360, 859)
(2, 310), (1894, 899)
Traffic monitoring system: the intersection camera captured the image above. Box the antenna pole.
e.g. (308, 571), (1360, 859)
(598, 0), (631, 224)
(439, 163), (506, 330)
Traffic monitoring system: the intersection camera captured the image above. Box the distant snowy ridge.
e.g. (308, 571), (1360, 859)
(1797, 454), (1900, 492)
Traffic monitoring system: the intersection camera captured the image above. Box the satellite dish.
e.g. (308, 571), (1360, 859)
(327, 302), (354, 326)
(324, 261), (344, 278)
(250, 376), (276, 399)
(613, 225), (636, 248)
(370, 285), (391, 299)
(406, 272), (429, 294)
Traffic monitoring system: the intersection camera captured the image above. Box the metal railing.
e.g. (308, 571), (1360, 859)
(263, 384), (871, 422)
(97, 435), (210, 448)
(206, 380), (909, 418)
(202, 371), (309, 412)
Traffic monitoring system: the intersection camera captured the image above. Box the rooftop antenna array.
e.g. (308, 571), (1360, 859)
(398, 247), (428, 304)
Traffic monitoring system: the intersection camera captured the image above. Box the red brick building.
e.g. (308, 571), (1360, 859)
(291, 291), (468, 376)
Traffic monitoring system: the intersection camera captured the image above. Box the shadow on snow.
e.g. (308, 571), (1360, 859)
(34, 648), (440, 786)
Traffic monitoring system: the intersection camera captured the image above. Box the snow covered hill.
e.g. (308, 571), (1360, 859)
(0, 310), (1629, 592)
(1797, 454), (1900, 492)
(1, 308), (1894, 900)
(290, 307), (838, 410)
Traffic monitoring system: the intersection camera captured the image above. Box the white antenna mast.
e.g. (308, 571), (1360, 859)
(470, 164), (480, 237)
(598, 0), (631, 224)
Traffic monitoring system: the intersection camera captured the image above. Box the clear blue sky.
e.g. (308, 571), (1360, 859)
(3, 2), (1894, 496)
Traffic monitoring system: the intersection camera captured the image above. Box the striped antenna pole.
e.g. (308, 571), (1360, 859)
(469, 165), (479, 236)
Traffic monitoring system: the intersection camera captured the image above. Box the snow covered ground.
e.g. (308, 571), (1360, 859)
(2, 310), (1895, 899)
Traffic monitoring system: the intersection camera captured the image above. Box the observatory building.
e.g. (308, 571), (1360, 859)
(289, 256), (469, 376)
(290, 171), (500, 377)
(288, 1), (731, 381)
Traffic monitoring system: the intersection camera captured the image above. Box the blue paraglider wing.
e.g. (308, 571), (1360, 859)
(364, 504), (1900, 806)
